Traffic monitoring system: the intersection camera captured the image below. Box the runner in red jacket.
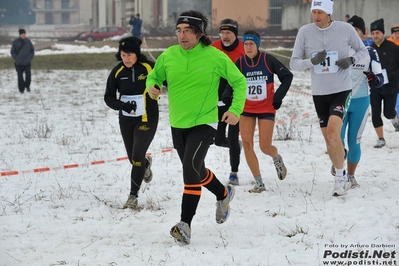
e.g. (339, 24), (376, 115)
(211, 18), (245, 186)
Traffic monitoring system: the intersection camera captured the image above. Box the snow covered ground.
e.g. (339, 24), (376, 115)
(0, 44), (398, 266)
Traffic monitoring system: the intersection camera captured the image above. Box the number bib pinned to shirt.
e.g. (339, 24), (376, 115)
(246, 80), (267, 101)
(313, 51), (339, 74)
(120, 95), (145, 117)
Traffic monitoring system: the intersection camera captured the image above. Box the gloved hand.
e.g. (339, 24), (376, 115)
(363, 71), (379, 86)
(310, 50), (327, 65)
(122, 102), (136, 113)
(273, 101), (282, 110)
(336, 57), (354, 69)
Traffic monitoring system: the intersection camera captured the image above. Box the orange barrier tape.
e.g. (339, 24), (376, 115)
(1, 148), (174, 177)
(276, 112), (312, 125)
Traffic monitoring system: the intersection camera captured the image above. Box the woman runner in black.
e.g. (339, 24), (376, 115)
(104, 37), (159, 210)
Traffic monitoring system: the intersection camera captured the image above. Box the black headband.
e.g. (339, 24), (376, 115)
(220, 25), (238, 36)
(176, 16), (204, 33)
(392, 27), (399, 34)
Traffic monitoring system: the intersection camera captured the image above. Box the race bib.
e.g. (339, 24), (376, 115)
(246, 80), (267, 101)
(120, 95), (145, 117)
(313, 51), (339, 74)
(381, 69), (389, 85)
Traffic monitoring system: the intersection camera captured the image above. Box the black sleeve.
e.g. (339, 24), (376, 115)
(266, 54), (293, 103)
(223, 58), (242, 100)
(217, 78), (229, 100)
(30, 40), (35, 60)
(104, 66), (124, 111)
(222, 85), (233, 105)
(10, 40), (17, 59)
(388, 45), (399, 90)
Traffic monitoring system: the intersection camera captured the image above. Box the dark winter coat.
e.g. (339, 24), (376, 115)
(104, 60), (159, 122)
(371, 39), (399, 94)
(11, 37), (35, 66)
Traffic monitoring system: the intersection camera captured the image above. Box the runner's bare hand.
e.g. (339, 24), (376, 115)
(222, 111), (239, 125)
(148, 85), (161, 100)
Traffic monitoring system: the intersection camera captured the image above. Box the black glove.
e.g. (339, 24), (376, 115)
(122, 103), (136, 113)
(273, 101), (282, 110)
(336, 57), (354, 69)
(363, 71), (379, 86)
(310, 50), (327, 65)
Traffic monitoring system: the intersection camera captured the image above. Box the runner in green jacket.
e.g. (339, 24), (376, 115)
(146, 10), (247, 244)
(147, 34), (246, 128)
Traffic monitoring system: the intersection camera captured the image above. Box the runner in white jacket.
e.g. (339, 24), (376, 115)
(290, 0), (368, 197)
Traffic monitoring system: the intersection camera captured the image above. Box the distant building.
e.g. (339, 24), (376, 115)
(28, 0), (305, 32)
(212, 0), (304, 29)
(31, 0), (91, 26)
(30, 0), (143, 30)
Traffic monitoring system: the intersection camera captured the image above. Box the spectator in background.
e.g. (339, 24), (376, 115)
(10, 29), (34, 93)
(345, 14), (350, 22)
(211, 18), (245, 186)
(369, 19), (399, 144)
(129, 13), (143, 38)
(290, 0), (368, 196)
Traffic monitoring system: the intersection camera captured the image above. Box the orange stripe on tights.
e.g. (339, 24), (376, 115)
(200, 169), (214, 186)
(183, 189), (202, 196)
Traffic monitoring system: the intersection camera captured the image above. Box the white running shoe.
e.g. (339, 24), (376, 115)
(123, 195), (138, 210)
(143, 156), (153, 183)
(248, 183), (266, 193)
(373, 139), (386, 148)
(170, 221), (191, 244)
(391, 115), (399, 131)
(215, 184), (235, 224)
(273, 155), (287, 180)
(349, 176), (360, 189)
(228, 173), (239, 186)
(332, 174), (351, 196)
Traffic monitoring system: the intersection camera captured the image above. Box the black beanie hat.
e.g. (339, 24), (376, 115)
(118, 36), (142, 55)
(219, 18), (238, 36)
(392, 25), (399, 34)
(348, 15), (365, 35)
(370, 18), (385, 34)
(19, 29), (26, 35)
